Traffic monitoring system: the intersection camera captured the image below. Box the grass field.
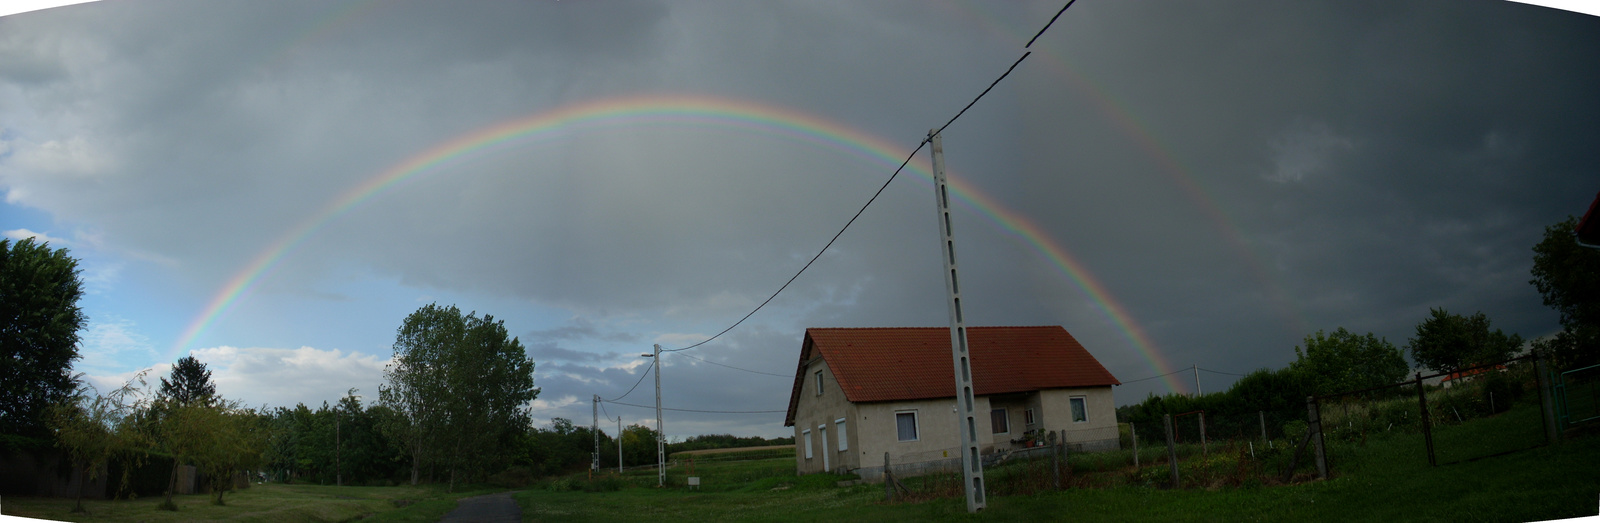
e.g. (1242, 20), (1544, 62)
(518, 402), (1600, 522)
(6, 402), (1596, 522)
(0, 482), (502, 522)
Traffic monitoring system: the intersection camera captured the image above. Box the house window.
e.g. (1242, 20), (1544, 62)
(803, 429), (813, 459)
(896, 411), (918, 441)
(991, 408), (1009, 434)
(815, 370), (824, 396)
(836, 418), (848, 451)
(1070, 396), (1088, 423)
(1024, 408), (1036, 426)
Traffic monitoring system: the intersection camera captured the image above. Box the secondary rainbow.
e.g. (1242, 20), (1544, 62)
(171, 95), (1185, 392)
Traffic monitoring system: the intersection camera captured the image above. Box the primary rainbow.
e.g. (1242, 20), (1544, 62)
(170, 94), (1185, 392)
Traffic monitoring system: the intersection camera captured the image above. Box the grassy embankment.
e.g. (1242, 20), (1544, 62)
(518, 401), (1599, 522)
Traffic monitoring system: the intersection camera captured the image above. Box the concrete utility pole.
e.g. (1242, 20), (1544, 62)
(643, 344), (665, 487)
(1194, 365), (1202, 396)
(928, 130), (985, 513)
(592, 395), (600, 471)
(618, 416), (624, 473)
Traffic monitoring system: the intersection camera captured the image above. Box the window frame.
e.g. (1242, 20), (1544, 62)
(835, 418), (848, 452)
(1070, 396), (1088, 423)
(1024, 408), (1036, 426)
(815, 370), (824, 396)
(895, 411), (919, 442)
(990, 407), (1009, 434)
(802, 428), (813, 459)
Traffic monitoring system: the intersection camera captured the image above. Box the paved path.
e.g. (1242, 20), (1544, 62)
(438, 491), (520, 523)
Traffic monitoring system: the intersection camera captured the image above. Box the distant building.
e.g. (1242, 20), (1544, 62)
(784, 326), (1119, 480)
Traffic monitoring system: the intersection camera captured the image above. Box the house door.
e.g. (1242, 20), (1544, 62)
(819, 425), (830, 471)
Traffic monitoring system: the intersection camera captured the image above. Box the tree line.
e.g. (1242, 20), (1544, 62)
(1118, 214), (1599, 440)
(1, 236), (788, 512)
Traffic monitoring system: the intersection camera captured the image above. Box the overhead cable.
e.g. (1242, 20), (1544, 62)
(601, 359), (655, 403)
(1120, 371), (1196, 387)
(604, 399), (786, 415)
(667, 2), (1077, 354)
(672, 352), (790, 378)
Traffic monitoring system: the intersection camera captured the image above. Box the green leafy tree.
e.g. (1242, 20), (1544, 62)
(1530, 215), (1600, 369)
(1407, 308), (1523, 373)
(159, 356), (216, 407)
(379, 303), (538, 489)
(0, 237), (87, 437)
(1290, 328), (1409, 396)
(47, 374), (150, 513)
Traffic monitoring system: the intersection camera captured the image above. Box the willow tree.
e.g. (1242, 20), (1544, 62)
(47, 374), (149, 514)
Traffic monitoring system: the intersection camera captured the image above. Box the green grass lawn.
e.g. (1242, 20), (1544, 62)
(0, 482), (505, 522)
(518, 403), (1600, 522)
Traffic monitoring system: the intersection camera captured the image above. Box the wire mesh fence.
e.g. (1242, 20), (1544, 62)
(1315, 354), (1553, 471)
(1557, 363), (1600, 427)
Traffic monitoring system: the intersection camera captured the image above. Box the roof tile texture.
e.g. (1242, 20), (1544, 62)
(804, 326), (1119, 404)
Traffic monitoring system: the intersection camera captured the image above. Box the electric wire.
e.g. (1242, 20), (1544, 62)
(1116, 367), (1191, 386)
(1197, 367), (1246, 377)
(663, 140), (926, 353)
(672, 351), (790, 378)
(601, 359), (655, 403)
(604, 400), (786, 415)
(1025, 0), (1076, 49)
(667, 6), (1067, 354)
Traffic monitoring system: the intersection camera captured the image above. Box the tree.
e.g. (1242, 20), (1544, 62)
(47, 374), (150, 514)
(1290, 328), (1409, 396)
(1530, 215), (1600, 369)
(379, 303), (538, 489)
(1407, 308), (1523, 373)
(0, 237), (88, 437)
(160, 355), (216, 407)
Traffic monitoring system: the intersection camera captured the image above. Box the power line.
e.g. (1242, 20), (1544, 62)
(1116, 368), (1190, 386)
(601, 359), (655, 403)
(1197, 367), (1246, 377)
(604, 399), (785, 415)
(663, 141), (926, 353)
(1025, 0), (1077, 49)
(667, 4), (1070, 354)
(672, 352), (790, 378)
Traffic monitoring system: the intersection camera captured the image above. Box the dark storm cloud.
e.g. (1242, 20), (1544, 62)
(4, 0), (1595, 427)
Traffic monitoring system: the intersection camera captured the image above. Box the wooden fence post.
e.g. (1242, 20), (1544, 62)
(1306, 396), (1326, 480)
(1199, 411), (1208, 456)
(1052, 435), (1061, 490)
(884, 452), (893, 502)
(1535, 350), (1560, 445)
(1164, 414), (1179, 489)
(1131, 422), (1139, 468)
(1415, 372), (1436, 466)
(1259, 411), (1267, 442)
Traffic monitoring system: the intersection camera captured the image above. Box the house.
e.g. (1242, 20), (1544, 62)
(784, 326), (1120, 479)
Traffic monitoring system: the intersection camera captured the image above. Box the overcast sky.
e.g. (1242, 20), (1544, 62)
(2, 0), (1595, 439)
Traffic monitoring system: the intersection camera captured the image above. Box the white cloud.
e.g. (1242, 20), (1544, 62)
(189, 345), (390, 410)
(77, 316), (155, 371)
(3, 227), (71, 246)
(1264, 119), (1353, 183)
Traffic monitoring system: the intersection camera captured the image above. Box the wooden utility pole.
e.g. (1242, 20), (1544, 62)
(618, 416), (624, 473)
(929, 130), (985, 512)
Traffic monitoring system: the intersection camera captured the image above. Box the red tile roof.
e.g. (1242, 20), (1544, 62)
(785, 326), (1118, 426)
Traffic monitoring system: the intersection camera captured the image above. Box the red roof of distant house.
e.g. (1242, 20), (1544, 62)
(785, 326), (1119, 426)
(1578, 190), (1600, 246)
